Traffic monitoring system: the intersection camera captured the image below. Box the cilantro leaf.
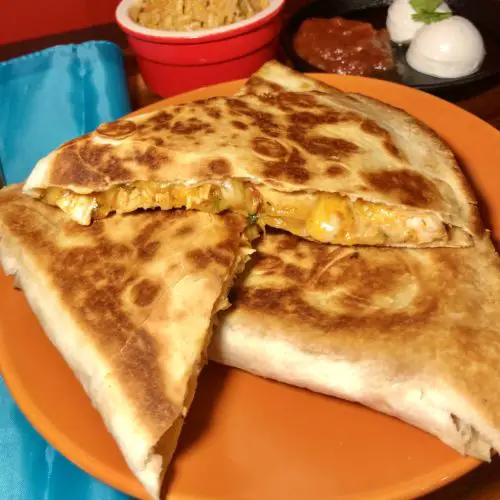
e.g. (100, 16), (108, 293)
(412, 10), (452, 23)
(410, 0), (451, 24)
(410, 0), (446, 12)
(248, 213), (259, 225)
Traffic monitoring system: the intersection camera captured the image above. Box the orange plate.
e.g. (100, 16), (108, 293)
(1, 75), (500, 500)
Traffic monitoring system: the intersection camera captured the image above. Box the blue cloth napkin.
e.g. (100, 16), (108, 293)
(0, 41), (130, 184)
(0, 41), (132, 499)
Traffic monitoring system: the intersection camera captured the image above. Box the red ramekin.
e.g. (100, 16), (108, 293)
(116, 0), (285, 98)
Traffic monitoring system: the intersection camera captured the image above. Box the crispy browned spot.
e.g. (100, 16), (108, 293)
(151, 111), (173, 125)
(326, 165), (347, 177)
(277, 234), (300, 251)
(78, 141), (112, 166)
(171, 118), (213, 135)
(134, 146), (169, 170)
(211, 248), (233, 267)
(174, 224), (195, 238)
(208, 158), (231, 175)
(360, 120), (383, 137)
(363, 169), (443, 209)
(253, 93), (279, 106)
(215, 239), (236, 253)
(149, 111), (173, 131)
(203, 106), (222, 119)
(264, 147), (310, 183)
(96, 119), (137, 139)
(244, 75), (283, 94)
(278, 92), (317, 109)
(151, 137), (164, 146)
(62, 246), (100, 269)
(290, 111), (340, 127)
(138, 240), (160, 260)
(361, 119), (405, 161)
(284, 263), (309, 282)
(187, 239), (237, 270)
(289, 112), (322, 127)
(94, 241), (132, 260)
(99, 156), (133, 181)
(133, 219), (165, 255)
(340, 111), (364, 123)
(231, 120), (249, 130)
(187, 248), (210, 269)
(301, 136), (360, 159)
(221, 212), (247, 234)
(131, 278), (162, 307)
(187, 247), (232, 270)
(259, 122), (281, 138)
(252, 137), (288, 159)
(49, 146), (105, 186)
(106, 264), (129, 285)
(384, 141), (404, 160)
(226, 99), (278, 137)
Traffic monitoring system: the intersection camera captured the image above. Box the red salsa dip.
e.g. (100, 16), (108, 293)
(294, 17), (394, 76)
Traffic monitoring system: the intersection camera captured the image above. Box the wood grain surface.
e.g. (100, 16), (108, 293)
(0, 1), (499, 498)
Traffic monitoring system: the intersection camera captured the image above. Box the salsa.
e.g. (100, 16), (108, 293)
(294, 17), (394, 76)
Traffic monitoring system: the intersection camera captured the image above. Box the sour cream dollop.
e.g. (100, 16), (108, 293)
(406, 16), (486, 78)
(387, 0), (451, 44)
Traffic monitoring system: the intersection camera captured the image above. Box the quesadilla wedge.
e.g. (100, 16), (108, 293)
(23, 62), (480, 248)
(210, 229), (500, 460)
(0, 185), (254, 499)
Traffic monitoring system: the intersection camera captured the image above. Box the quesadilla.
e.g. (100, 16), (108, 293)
(210, 229), (500, 460)
(0, 185), (254, 499)
(23, 62), (480, 248)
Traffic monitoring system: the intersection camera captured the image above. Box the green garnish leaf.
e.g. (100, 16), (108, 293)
(410, 0), (452, 24)
(410, 0), (444, 12)
(412, 10), (452, 23)
(248, 213), (259, 225)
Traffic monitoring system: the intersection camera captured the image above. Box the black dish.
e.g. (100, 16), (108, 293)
(280, 0), (500, 92)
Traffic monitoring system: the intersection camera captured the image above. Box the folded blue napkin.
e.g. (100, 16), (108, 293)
(0, 41), (132, 499)
(0, 41), (131, 184)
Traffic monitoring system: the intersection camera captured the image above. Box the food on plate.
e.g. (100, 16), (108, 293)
(2, 54), (500, 497)
(387, 0), (451, 44)
(293, 17), (394, 75)
(131, 0), (269, 31)
(387, 0), (486, 79)
(211, 61), (500, 458)
(407, 16), (486, 78)
(212, 228), (500, 460)
(24, 62), (481, 248)
(0, 185), (254, 500)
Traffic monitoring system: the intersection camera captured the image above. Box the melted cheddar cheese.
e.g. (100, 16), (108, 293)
(41, 181), (448, 246)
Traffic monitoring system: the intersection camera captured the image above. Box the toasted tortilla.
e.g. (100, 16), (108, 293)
(23, 62), (480, 248)
(0, 185), (253, 499)
(210, 229), (500, 459)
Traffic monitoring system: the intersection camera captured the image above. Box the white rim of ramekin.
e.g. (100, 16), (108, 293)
(116, 0), (285, 39)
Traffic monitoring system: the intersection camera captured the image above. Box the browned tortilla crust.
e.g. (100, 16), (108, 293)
(25, 61), (480, 243)
(213, 229), (500, 458)
(0, 184), (251, 499)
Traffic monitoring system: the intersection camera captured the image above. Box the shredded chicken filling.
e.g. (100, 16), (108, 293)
(41, 180), (448, 245)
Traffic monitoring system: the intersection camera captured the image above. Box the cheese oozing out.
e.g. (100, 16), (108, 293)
(39, 180), (449, 246)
